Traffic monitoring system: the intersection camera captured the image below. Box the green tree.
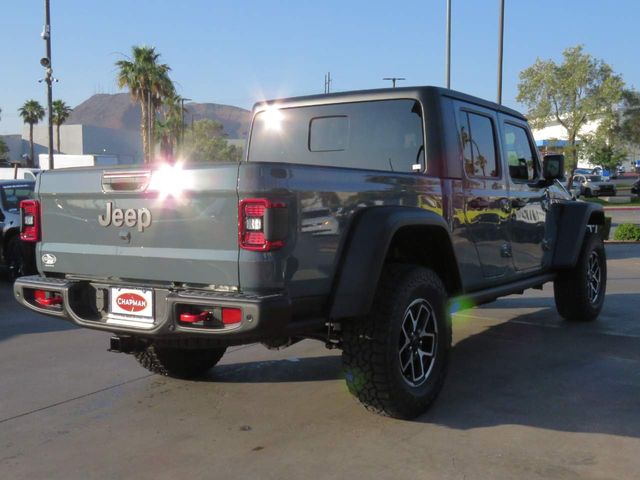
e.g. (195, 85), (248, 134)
(183, 119), (242, 163)
(620, 90), (640, 148)
(517, 45), (625, 178)
(0, 139), (8, 162)
(579, 128), (627, 173)
(18, 100), (45, 167)
(154, 92), (186, 160)
(0, 106), (6, 162)
(116, 45), (175, 163)
(52, 100), (73, 153)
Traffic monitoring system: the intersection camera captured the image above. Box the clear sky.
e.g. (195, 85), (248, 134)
(1, 0), (639, 134)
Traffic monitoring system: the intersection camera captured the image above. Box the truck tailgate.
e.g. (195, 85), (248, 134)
(36, 164), (239, 286)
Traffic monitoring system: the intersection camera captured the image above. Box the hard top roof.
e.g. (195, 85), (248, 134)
(253, 85), (526, 120)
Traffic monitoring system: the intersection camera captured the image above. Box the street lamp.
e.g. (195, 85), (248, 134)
(497, 0), (505, 104)
(41, 0), (54, 170)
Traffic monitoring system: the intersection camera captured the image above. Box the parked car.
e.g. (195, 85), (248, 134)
(0, 180), (35, 278)
(631, 179), (640, 196)
(572, 174), (616, 197)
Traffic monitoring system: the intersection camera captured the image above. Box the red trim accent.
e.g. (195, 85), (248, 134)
(34, 290), (62, 306)
(20, 200), (41, 242)
(238, 198), (286, 251)
(179, 311), (211, 323)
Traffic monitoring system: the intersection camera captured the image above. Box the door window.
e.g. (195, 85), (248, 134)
(458, 111), (499, 178)
(502, 123), (538, 182)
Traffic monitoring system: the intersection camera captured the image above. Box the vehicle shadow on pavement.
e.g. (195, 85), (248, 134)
(0, 312), (79, 342)
(0, 272), (79, 343)
(422, 302), (640, 438)
(207, 355), (344, 383)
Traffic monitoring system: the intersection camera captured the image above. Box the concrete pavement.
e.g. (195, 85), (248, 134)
(1, 244), (639, 479)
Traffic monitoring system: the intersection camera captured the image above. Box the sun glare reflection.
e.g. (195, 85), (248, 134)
(261, 106), (284, 131)
(149, 161), (192, 201)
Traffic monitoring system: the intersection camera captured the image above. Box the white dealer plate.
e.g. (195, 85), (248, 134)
(108, 287), (154, 325)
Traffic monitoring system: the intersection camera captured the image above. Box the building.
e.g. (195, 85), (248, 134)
(532, 113), (639, 170)
(3, 124), (143, 167)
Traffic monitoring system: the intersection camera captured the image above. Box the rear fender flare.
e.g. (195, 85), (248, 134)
(329, 206), (460, 319)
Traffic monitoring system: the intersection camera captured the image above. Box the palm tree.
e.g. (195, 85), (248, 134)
(116, 46), (174, 163)
(52, 100), (73, 153)
(18, 100), (45, 167)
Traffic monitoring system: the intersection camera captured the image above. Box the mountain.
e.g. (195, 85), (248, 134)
(68, 93), (251, 138)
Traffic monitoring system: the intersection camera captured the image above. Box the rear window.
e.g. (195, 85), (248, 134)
(1, 185), (34, 211)
(249, 99), (424, 172)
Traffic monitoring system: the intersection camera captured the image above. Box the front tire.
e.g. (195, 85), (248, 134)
(554, 233), (606, 322)
(342, 265), (451, 419)
(135, 345), (226, 379)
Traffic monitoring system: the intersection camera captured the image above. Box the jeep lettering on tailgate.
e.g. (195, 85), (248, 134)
(98, 202), (152, 232)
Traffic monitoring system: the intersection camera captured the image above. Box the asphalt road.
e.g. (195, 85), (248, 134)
(1, 245), (639, 480)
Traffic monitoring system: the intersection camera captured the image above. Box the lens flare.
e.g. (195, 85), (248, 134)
(148, 161), (192, 200)
(260, 106), (284, 131)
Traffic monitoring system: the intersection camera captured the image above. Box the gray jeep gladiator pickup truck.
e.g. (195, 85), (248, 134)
(14, 87), (606, 419)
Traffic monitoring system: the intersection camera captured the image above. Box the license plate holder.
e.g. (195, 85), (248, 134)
(108, 287), (154, 325)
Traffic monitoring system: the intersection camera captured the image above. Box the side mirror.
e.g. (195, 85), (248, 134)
(543, 154), (564, 181)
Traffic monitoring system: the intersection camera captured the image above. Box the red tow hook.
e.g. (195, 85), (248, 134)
(179, 311), (211, 323)
(34, 290), (63, 307)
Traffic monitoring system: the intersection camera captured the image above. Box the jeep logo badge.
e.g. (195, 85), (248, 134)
(98, 202), (152, 232)
(42, 253), (57, 266)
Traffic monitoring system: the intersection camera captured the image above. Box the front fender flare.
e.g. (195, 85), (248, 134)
(552, 201), (604, 269)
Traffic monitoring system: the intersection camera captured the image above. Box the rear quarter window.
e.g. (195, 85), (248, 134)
(249, 99), (424, 173)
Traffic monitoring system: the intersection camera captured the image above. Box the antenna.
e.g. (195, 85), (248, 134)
(383, 77), (406, 88)
(324, 72), (332, 93)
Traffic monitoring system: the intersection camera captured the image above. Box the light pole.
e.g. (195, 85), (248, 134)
(497, 0), (505, 104)
(41, 0), (54, 170)
(383, 77), (406, 88)
(445, 0), (451, 89)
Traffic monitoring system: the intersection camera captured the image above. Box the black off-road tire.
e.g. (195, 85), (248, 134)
(554, 232), (607, 322)
(135, 344), (226, 379)
(5, 235), (25, 280)
(342, 264), (451, 419)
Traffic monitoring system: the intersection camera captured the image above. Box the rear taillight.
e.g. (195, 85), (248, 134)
(20, 200), (41, 242)
(239, 198), (287, 251)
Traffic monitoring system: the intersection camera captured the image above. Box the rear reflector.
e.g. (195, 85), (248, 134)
(222, 307), (242, 325)
(20, 200), (41, 242)
(34, 290), (63, 307)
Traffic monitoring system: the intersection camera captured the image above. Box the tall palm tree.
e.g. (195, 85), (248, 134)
(52, 100), (73, 153)
(18, 100), (45, 167)
(162, 93), (187, 157)
(116, 45), (174, 163)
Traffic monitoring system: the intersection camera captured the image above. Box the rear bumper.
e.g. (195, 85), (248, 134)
(13, 275), (291, 341)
